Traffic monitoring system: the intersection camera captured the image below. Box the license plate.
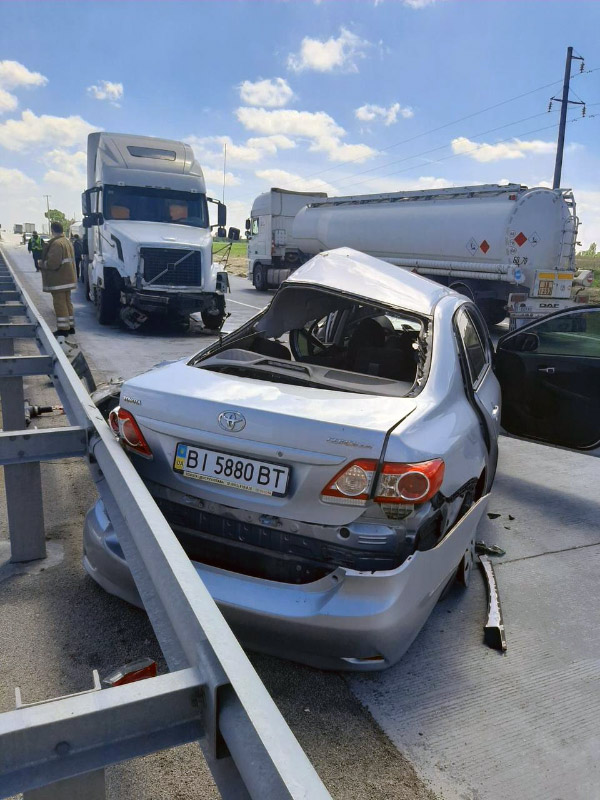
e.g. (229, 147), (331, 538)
(538, 279), (554, 296)
(173, 443), (290, 497)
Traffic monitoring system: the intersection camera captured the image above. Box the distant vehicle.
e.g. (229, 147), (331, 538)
(246, 184), (579, 327)
(82, 132), (229, 330)
(13, 224), (23, 235)
(23, 223), (35, 234)
(83, 248), (600, 671)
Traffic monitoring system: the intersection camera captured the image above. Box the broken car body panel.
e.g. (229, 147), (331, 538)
(84, 247), (499, 670)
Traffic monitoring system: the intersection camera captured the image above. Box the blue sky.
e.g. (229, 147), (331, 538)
(0, 0), (599, 245)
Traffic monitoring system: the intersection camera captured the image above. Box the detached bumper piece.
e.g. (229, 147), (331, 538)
(129, 290), (225, 318)
(479, 554), (507, 651)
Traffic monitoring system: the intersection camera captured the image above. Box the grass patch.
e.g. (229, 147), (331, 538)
(213, 240), (247, 259)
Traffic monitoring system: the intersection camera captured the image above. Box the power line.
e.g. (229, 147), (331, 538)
(288, 64), (600, 191)
(336, 115), (590, 194)
(289, 76), (566, 187)
(321, 109), (558, 193)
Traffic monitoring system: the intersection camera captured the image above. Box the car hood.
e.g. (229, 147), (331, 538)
(104, 220), (212, 249)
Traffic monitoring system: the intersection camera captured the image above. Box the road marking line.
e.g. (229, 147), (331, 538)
(227, 299), (264, 310)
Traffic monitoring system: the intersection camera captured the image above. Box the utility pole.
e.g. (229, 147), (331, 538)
(43, 194), (51, 213)
(222, 143), (227, 205)
(550, 46), (585, 189)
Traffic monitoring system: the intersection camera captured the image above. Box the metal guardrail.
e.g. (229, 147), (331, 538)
(0, 247), (332, 800)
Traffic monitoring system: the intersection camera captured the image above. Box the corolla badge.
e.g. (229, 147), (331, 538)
(218, 410), (246, 432)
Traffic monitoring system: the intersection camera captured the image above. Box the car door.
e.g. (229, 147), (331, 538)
(495, 305), (600, 452)
(455, 304), (501, 488)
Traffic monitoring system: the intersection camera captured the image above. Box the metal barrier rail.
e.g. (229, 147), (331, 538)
(0, 247), (332, 800)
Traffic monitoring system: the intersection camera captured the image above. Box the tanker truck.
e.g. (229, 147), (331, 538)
(246, 184), (579, 326)
(82, 132), (229, 330)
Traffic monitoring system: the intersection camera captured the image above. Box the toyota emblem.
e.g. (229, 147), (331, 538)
(218, 411), (246, 432)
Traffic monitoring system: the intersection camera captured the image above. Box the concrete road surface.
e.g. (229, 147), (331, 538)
(2, 236), (599, 800)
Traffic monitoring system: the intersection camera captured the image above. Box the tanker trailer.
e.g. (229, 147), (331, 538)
(249, 183), (578, 327)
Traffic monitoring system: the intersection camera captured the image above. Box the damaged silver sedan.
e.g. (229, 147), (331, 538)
(84, 247), (500, 670)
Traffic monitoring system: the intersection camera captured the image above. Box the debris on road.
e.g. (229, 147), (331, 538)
(479, 555), (507, 652)
(475, 541), (506, 557)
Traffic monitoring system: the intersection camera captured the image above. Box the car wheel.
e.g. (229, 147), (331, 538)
(253, 264), (266, 291)
(449, 281), (475, 301)
(456, 538), (475, 587)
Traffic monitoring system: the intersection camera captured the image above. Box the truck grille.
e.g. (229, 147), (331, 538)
(141, 248), (202, 286)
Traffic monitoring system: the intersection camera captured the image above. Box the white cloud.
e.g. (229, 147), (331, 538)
(347, 175), (452, 194)
(0, 88), (18, 114)
(236, 107), (376, 163)
(42, 149), (87, 191)
(87, 80), (124, 106)
(287, 28), (370, 73)
(451, 136), (555, 163)
(202, 166), (241, 188)
(0, 110), (96, 152)
(0, 60), (48, 116)
(576, 190), (600, 249)
(0, 60), (47, 90)
(186, 134), (296, 167)
(402, 0), (438, 7)
(239, 77), (294, 108)
(0, 166), (37, 190)
(255, 168), (337, 195)
(355, 102), (414, 126)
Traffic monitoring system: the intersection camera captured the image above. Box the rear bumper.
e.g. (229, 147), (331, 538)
(83, 494), (489, 671)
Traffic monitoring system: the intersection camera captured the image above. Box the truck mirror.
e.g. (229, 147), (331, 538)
(82, 217), (92, 229)
(218, 202), (227, 227)
(228, 227), (240, 241)
(245, 218), (251, 232)
(82, 190), (91, 216)
(217, 226), (226, 239)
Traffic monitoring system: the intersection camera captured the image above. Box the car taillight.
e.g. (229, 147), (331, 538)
(117, 407), (153, 458)
(108, 406), (120, 434)
(321, 459), (444, 506)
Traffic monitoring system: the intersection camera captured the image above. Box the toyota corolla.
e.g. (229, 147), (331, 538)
(83, 248), (600, 670)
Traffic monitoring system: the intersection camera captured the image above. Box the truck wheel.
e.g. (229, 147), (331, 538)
(201, 311), (225, 331)
(253, 264), (266, 291)
(481, 301), (507, 327)
(84, 261), (92, 302)
(95, 273), (120, 325)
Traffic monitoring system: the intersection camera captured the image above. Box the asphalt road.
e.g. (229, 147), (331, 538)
(2, 236), (599, 800)
(0, 238), (436, 800)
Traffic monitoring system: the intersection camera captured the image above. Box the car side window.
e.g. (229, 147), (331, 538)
(251, 218), (259, 235)
(523, 308), (600, 357)
(456, 308), (488, 386)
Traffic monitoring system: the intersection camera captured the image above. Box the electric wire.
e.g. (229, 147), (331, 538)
(318, 109), (560, 193)
(335, 115), (590, 194)
(289, 76), (566, 186)
(288, 64), (599, 191)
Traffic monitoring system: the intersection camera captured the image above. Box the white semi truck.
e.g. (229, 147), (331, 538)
(246, 184), (579, 326)
(82, 132), (229, 329)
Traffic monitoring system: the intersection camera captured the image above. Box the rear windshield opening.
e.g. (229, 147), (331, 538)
(190, 286), (430, 397)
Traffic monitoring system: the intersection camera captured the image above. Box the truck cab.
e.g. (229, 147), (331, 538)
(82, 132), (228, 330)
(247, 188), (327, 291)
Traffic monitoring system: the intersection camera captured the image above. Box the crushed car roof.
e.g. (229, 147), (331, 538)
(283, 247), (453, 316)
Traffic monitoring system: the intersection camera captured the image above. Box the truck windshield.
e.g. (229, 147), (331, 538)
(103, 185), (208, 228)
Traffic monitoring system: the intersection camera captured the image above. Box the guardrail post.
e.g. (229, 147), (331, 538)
(0, 321), (46, 562)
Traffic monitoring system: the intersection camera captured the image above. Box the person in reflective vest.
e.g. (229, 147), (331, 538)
(40, 222), (77, 336)
(27, 231), (44, 271)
